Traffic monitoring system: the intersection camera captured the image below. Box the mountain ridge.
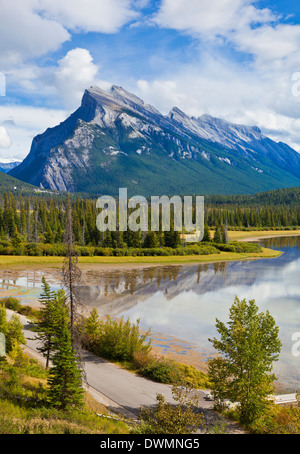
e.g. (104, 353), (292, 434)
(9, 85), (300, 196)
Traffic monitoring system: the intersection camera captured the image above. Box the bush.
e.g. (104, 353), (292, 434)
(136, 384), (205, 434)
(210, 241), (262, 253)
(176, 363), (211, 389)
(83, 313), (151, 362)
(1, 297), (21, 312)
(138, 357), (181, 384)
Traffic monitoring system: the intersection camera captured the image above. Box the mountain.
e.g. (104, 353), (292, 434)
(0, 160), (21, 173)
(9, 85), (300, 196)
(0, 170), (40, 194)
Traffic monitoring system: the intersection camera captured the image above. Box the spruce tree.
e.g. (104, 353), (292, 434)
(47, 293), (84, 410)
(31, 277), (57, 369)
(202, 225), (211, 242)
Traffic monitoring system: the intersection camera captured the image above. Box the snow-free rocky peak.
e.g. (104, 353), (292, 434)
(9, 84), (300, 195)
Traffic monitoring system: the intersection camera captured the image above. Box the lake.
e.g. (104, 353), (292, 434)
(1, 235), (299, 392)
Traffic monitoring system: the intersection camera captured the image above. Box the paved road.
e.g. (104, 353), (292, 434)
(9, 310), (211, 417)
(7, 309), (246, 433)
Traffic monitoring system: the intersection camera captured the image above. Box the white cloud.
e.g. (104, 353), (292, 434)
(0, 106), (67, 160)
(0, 0), (70, 68)
(144, 0), (300, 151)
(0, 127), (11, 149)
(0, 0), (138, 68)
(154, 0), (276, 38)
(36, 0), (138, 34)
(134, 50), (300, 152)
(235, 24), (300, 64)
(54, 48), (100, 109)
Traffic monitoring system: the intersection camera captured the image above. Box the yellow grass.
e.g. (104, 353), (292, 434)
(0, 247), (281, 267)
(227, 229), (300, 241)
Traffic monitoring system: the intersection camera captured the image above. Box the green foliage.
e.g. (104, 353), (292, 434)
(208, 296), (282, 425)
(83, 311), (151, 362)
(5, 314), (26, 353)
(210, 241), (262, 253)
(0, 297), (21, 312)
(248, 404), (300, 434)
(138, 357), (181, 384)
(136, 384), (205, 434)
(0, 189), (299, 261)
(0, 305), (26, 354)
(47, 298), (84, 410)
(0, 353), (128, 434)
(176, 363), (211, 389)
(31, 277), (61, 368)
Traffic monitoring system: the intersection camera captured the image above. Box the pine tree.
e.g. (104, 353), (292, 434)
(143, 231), (159, 248)
(213, 224), (222, 243)
(31, 277), (57, 369)
(220, 224), (228, 244)
(47, 295), (84, 410)
(202, 225), (211, 242)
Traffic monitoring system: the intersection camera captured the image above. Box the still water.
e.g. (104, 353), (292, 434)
(1, 236), (299, 392)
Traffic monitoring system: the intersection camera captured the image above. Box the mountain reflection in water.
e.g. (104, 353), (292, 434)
(80, 236), (300, 392)
(0, 236), (299, 392)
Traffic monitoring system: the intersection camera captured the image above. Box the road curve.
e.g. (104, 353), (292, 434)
(7, 309), (213, 421)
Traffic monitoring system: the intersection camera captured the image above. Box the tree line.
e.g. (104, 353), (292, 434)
(0, 191), (299, 251)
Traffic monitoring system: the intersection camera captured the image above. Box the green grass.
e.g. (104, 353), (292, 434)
(0, 354), (129, 434)
(0, 247), (282, 267)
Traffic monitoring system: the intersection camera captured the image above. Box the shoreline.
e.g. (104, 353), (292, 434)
(0, 231), (297, 391)
(0, 247), (282, 271)
(0, 229), (296, 270)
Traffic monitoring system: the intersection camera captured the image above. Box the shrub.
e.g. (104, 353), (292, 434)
(83, 313), (151, 362)
(136, 384), (205, 434)
(1, 297), (21, 312)
(176, 363), (211, 389)
(138, 357), (181, 384)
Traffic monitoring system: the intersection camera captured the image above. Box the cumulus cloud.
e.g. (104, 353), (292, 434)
(235, 24), (300, 64)
(134, 49), (300, 151)
(0, 0), (70, 68)
(36, 0), (138, 34)
(154, 0), (276, 38)
(54, 48), (100, 109)
(0, 0), (138, 68)
(153, 0), (300, 70)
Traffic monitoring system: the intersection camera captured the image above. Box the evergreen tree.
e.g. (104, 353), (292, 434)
(11, 226), (22, 249)
(213, 225), (222, 243)
(31, 277), (57, 369)
(47, 295), (84, 410)
(220, 224), (228, 244)
(202, 225), (211, 242)
(143, 231), (159, 248)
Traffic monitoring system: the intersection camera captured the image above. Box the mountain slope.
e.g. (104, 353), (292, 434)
(0, 170), (40, 194)
(0, 160), (21, 173)
(10, 85), (300, 196)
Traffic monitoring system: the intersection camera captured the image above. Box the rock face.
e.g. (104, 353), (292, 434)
(9, 85), (300, 195)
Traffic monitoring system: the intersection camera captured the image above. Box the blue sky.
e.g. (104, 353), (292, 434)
(1, 0), (300, 161)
